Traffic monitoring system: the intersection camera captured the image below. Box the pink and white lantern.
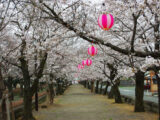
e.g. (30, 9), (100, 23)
(88, 45), (97, 56)
(81, 65), (84, 69)
(86, 59), (92, 66)
(78, 64), (81, 69)
(98, 13), (114, 31)
(82, 60), (86, 66)
(78, 64), (84, 70)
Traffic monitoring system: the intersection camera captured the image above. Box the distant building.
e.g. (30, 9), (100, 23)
(145, 70), (157, 93)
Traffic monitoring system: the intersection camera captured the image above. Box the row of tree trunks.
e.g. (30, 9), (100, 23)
(83, 73), (145, 112)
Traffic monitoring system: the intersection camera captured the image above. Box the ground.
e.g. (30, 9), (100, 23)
(34, 84), (158, 120)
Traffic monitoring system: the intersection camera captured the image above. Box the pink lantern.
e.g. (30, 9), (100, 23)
(82, 60), (86, 66)
(78, 64), (81, 69)
(78, 64), (84, 70)
(81, 65), (84, 69)
(88, 45), (97, 56)
(86, 59), (92, 66)
(98, 13), (114, 31)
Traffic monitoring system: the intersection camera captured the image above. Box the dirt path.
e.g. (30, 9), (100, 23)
(34, 84), (158, 120)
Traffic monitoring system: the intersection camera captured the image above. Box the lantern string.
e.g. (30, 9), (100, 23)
(92, 30), (96, 44)
(102, 2), (107, 14)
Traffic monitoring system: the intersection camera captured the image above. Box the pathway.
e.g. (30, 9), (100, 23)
(34, 84), (158, 120)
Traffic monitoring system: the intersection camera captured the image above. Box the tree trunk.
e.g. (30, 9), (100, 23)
(48, 83), (54, 104)
(1, 96), (7, 120)
(0, 64), (6, 120)
(57, 83), (59, 95)
(100, 82), (103, 94)
(134, 70), (144, 112)
(91, 81), (94, 93)
(20, 83), (24, 97)
(0, 91), (3, 99)
(95, 80), (99, 94)
(60, 83), (63, 95)
(35, 91), (38, 111)
(8, 91), (15, 120)
(113, 83), (122, 103)
(108, 86), (114, 99)
(0, 64), (5, 99)
(87, 81), (90, 89)
(8, 76), (14, 100)
(103, 82), (109, 95)
(85, 81), (87, 88)
(9, 89), (14, 101)
(10, 100), (15, 120)
(23, 90), (35, 120)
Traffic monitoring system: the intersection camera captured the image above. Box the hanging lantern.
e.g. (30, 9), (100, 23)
(86, 59), (92, 66)
(88, 45), (97, 56)
(81, 65), (84, 69)
(78, 64), (84, 70)
(82, 60), (86, 66)
(98, 13), (114, 30)
(78, 64), (81, 70)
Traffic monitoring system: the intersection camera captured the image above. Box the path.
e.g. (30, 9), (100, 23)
(34, 84), (158, 120)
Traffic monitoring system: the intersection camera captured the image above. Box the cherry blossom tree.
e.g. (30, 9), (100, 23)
(30, 0), (159, 113)
(0, 0), (159, 119)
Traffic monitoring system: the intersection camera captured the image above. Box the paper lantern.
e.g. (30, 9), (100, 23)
(86, 59), (92, 66)
(78, 64), (81, 69)
(98, 13), (114, 30)
(82, 60), (86, 66)
(88, 45), (97, 56)
(81, 65), (84, 69)
(78, 64), (84, 70)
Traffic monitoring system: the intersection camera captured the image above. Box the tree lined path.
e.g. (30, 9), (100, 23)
(34, 84), (158, 120)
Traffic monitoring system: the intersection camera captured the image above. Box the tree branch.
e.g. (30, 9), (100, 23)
(35, 2), (160, 58)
